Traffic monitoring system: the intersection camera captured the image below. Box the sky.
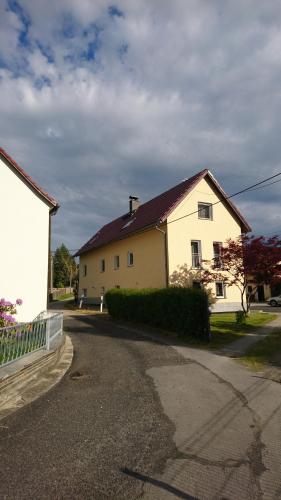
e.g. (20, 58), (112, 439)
(1, 0), (281, 252)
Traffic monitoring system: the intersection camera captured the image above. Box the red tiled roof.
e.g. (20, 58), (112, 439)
(0, 147), (59, 212)
(76, 169), (251, 256)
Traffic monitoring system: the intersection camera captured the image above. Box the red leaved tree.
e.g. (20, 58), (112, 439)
(201, 235), (281, 315)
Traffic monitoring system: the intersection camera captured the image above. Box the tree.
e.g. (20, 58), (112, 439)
(53, 244), (77, 288)
(201, 235), (281, 315)
(169, 263), (217, 305)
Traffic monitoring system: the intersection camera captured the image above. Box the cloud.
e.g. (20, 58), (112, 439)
(1, 0), (281, 251)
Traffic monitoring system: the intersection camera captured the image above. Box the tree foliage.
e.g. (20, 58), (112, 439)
(201, 235), (281, 314)
(53, 244), (77, 288)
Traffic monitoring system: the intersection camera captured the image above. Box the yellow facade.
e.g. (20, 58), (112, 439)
(79, 228), (166, 301)
(167, 177), (242, 310)
(79, 175), (246, 311)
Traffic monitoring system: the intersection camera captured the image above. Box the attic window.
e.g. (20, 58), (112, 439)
(122, 218), (135, 229)
(198, 203), (212, 220)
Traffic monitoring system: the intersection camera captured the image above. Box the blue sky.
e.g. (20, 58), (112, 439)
(1, 0), (281, 251)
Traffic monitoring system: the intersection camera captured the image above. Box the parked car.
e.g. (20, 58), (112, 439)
(266, 295), (281, 306)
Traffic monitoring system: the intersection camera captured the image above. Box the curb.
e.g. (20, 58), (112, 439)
(0, 334), (73, 421)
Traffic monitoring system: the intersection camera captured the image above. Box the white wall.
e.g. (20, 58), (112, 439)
(0, 158), (50, 322)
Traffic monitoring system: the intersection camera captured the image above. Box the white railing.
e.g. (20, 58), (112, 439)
(0, 312), (63, 368)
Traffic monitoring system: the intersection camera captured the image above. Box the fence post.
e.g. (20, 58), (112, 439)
(46, 317), (50, 350)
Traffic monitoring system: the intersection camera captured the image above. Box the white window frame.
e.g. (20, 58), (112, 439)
(191, 240), (202, 268)
(215, 281), (225, 298)
(198, 202), (213, 220)
(127, 250), (134, 267)
(114, 255), (120, 270)
(100, 258), (105, 273)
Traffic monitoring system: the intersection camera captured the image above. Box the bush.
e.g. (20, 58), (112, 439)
(235, 310), (246, 324)
(105, 287), (210, 340)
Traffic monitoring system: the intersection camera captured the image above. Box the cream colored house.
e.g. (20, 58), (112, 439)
(0, 148), (59, 321)
(76, 169), (251, 312)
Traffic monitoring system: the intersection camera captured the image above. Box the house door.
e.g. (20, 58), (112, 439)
(257, 286), (265, 302)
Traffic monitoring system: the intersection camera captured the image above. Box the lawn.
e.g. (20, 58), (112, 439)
(239, 328), (281, 370)
(104, 311), (277, 351)
(54, 293), (74, 301)
(208, 312), (276, 350)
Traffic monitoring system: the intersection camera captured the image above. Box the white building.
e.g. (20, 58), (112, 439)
(0, 148), (59, 322)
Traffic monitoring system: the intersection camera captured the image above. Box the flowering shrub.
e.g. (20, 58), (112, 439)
(0, 298), (23, 327)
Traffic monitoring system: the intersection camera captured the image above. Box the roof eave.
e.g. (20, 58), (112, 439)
(75, 220), (163, 257)
(0, 147), (59, 211)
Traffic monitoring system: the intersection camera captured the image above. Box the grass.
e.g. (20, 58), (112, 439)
(207, 312), (277, 350)
(55, 293), (74, 301)
(103, 311), (277, 351)
(239, 328), (281, 370)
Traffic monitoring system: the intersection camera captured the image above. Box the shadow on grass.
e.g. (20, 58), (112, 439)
(239, 329), (281, 370)
(63, 312), (274, 354)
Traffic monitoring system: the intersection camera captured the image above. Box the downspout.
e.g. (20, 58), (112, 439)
(155, 225), (169, 288)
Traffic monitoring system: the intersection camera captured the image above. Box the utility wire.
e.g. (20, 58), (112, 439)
(52, 170), (281, 253)
(166, 171), (281, 226)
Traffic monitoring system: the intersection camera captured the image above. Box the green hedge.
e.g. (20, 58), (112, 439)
(105, 287), (210, 340)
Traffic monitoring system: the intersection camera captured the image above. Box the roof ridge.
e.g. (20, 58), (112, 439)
(75, 168), (215, 256)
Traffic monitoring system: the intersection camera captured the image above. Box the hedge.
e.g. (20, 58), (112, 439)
(105, 287), (210, 340)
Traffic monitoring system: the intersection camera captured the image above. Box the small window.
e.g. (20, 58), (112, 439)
(83, 264), (87, 277)
(216, 282), (225, 298)
(213, 242), (222, 267)
(115, 285), (120, 289)
(191, 240), (202, 268)
(82, 288), (87, 298)
(198, 203), (212, 220)
(114, 255), (120, 269)
(127, 251), (134, 267)
(100, 259), (105, 272)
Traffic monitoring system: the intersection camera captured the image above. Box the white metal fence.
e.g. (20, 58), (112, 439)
(0, 312), (63, 368)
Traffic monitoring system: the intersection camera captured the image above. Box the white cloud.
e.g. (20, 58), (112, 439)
(1, 0), (281, 250)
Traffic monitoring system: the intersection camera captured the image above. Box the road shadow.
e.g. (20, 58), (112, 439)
(121, 468), (197, 499)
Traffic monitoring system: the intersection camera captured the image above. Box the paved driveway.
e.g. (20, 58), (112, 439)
(0, 313), (281, 499)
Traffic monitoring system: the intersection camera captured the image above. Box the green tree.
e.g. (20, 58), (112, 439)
(53, 244), (77, 288)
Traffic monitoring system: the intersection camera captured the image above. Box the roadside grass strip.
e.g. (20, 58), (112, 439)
(208, 312), (277, 350)
(239, 328), (281, 370)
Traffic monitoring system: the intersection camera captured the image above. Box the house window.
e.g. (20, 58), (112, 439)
(114, 255), (120, 269)
(191, 240), (202, 268)
(100, 259), (105, 272)
(115, 285), (120, 289)
(198, 202), (213, 220)
(83, 264), (87, 277)
(193, 281), (202, 289)
(82, 288), (87, 298)
(216, 282), (225, 298)
(213, 242), (222, 267)
(127, 251), (134, 267)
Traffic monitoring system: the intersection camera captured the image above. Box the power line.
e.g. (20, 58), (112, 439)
(166, 171), (281, 226)
(243, 177), (281, 193)
(52, 170), (281, 253)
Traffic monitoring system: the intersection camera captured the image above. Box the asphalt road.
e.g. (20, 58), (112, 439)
(250, 302), (281, 313)
(0, 314), (187, 500)
(1, 312), (281, 499)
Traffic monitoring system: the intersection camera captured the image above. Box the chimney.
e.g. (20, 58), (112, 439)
(129, 195), (140, 215)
